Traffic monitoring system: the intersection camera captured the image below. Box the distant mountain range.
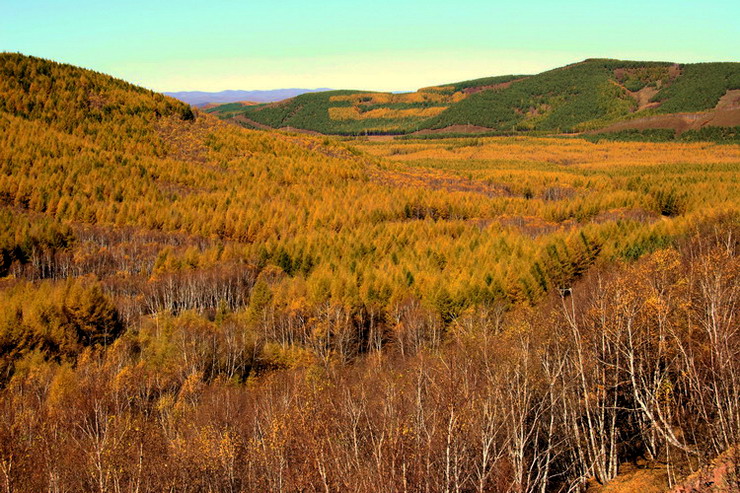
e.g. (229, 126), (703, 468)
(164, 88), (333, 107)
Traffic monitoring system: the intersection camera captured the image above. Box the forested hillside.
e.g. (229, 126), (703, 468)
(421, 60), (740, 132)
(209, 59), (740, 138)
(208, 75), (523, 134)
(0, 53), (738, 492)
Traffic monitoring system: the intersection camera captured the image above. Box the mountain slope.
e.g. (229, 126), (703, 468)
(207, 75), (523, 134)
(208, 59), (740, 136)
(0, 53), (363, 240)
(423, 59), (740, 133)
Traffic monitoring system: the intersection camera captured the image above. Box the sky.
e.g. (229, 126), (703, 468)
(1, 0), (738, 92)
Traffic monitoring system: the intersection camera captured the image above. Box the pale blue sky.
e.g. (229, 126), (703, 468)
(1, 1), (738, 91)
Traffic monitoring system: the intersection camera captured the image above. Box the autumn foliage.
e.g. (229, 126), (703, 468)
(0, 53), (738, 492)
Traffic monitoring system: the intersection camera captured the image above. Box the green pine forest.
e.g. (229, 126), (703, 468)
(207, 59), (740, 138)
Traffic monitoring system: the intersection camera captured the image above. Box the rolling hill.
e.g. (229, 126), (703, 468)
(207, 58), (740, 137)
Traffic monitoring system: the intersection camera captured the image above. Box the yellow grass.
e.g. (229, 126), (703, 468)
(355, 136), (740, 167)
(328, 106), (447, 121)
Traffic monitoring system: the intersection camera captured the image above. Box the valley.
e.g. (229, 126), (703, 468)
(0, 53), (738, 492)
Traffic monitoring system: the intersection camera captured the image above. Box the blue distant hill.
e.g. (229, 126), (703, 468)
(164, 88), (332, 106)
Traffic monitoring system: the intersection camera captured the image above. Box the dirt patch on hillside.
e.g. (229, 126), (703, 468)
(715, 89), (740, 110)
(596, 109), (740, 134)
(412, 124), (494, 135)
(632, 86), (661, 111)
(596, 113), (710, 134)
(594, 89), (740, 134)
(703, 107), (740, 127)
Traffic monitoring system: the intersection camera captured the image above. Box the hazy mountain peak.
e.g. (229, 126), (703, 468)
(164, 88), (333, 106)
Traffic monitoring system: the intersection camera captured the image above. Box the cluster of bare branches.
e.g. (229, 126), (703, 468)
(0, 228), (737, 492)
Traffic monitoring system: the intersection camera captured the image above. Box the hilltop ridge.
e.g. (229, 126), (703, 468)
(206, 58), (740, 138)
